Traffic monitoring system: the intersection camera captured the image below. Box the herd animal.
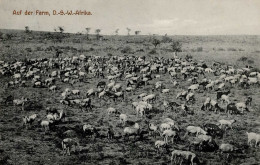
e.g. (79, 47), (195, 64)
(1, 52), (259, 164)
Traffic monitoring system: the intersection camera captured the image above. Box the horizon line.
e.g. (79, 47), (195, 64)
(1, 28), (260, 36)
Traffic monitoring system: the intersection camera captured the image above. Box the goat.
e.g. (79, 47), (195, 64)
(218, 119), (236, 130)
(246, 132), (260, 147)
(40, 120), (53, 132)
(119, 114), (127, 125)
(162, 129), (178, 144)
(186, 126), (207, 137)
(155, 140), (166, 153)
(148, 123), (159, 137)
(171, 150), (196, 165)
(61, 138), (79, 156)
(123, 123), (140, 140)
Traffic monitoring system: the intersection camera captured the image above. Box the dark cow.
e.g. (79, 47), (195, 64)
(203, 123), (224, 138)
(226, 103), (247, 115)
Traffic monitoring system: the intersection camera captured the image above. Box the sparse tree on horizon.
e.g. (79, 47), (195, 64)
(126, 28), (131, 36)
(25, 26), (30, 33)
(58, 26), (64, 33)
(95, 29), (101, 40)
(135, 31), (140, 36)
(115, 29), (119, 35)
(86, 27), (91, 40)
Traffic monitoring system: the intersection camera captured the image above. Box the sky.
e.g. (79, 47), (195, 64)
(0, 0), (260, 35)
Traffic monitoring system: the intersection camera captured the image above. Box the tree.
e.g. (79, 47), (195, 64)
(86, 27), (91, 39)
(171, 41), (182, 53)
(95, 29), (101, 40)
(25, 26), (30, 33)
(152, 38), (161, 48)
(115, 29), (119, 35)
(58, 26), (64, 33)
(135, 31), (140, 35)
(126, 28), (131, 36)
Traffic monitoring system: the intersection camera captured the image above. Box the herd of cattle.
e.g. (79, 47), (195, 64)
(1, 53), (260, 164)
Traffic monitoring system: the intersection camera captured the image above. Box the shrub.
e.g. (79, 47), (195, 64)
(228, 48), (237, 51)
(217, 48), (225, 51)
(149, 48), (157, 54)
(121, 45), (133, 54)
(238, 56), (248, 62)
(161, 34), (172, 43)
(2, 33), (13, 41)
(25, 47), (32, 52)
(171, 40), (182, 52)
(152, 38), (161, 48)
(197, 47), (203, 52)
(247, 59), (254, 64)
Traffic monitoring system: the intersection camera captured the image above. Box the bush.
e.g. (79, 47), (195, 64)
(228, 48), (237, 51)
(161, 34), (172, 43)
(238, 56), (248, 62)
(247, 59), (254, 64)
(171, 40), (182, 52)
(149, 48), (157, 54)
(121, 45), (133, 54)
(217, 48), (225, 51)
(152, 38), (161, 48)
(197, 47), (203, 52)
(2, 33), (13, 41)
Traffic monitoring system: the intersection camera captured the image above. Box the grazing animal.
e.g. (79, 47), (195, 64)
(221, 95), (230, 104)
(218, 119), (236, 130)
(40, 120), (53, 132)
(107, 107), (118, 115)
(217, 90), (230, 100)
(13, 97), (28, 111)
(171, 150), (196, 165)
(119, 114), (127, 125)
(61, 138), (79, 156)
(197, 134), (212, 143)
(155, 140), (166, 153)
(246, 132), (260, 147)
(245, 96), (252, 106)
(186, 126), (207, 137)
(235, 102), (248, 113)
(97, 81), (106, 88)
(23, 114), (38, 128)
(226, 103), (240, 115)
(149, 123), (159, 137)
(123, 123), (140, 139)
(219, 143), (235, 153)
(203, 123), (223, 138)
(162, 129), (178, 144)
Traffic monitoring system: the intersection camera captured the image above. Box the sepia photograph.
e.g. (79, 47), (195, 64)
(0, 0), (260, 164)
